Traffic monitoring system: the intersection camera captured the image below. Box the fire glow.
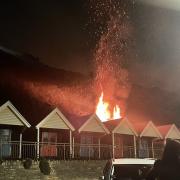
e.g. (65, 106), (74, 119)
(96, 92), (121, 122)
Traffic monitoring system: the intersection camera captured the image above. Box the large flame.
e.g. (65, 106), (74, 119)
(96, 92), (111, 122)
(96, 92), (121, 121)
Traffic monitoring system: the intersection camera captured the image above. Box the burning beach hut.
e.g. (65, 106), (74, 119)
(0, 101), (31, 159)
(36, 108), (75, 159)
(103, 117), (138, 158)
(69, 114), (110, 159)
(133, 121), (162, 158)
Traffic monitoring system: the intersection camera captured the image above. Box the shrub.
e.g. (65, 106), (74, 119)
(39, 158), (51, 175)
(23, 158), (32, 169)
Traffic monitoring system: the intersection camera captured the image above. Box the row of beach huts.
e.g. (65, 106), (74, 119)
(0, 101), (180, 160)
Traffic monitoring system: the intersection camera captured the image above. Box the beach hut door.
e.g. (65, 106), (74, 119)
(80, 135), (94, 158)
(0, 129), (11, 158)
(115, 136), (123, 158)
(40, 132), (57, 157)
(139, 139), (149, 158)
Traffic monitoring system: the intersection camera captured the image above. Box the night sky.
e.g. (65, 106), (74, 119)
(0, 0), (92, 73)
(1, 0), (180, 94)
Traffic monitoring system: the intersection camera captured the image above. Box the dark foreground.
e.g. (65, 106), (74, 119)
(0, 160), (106, 180)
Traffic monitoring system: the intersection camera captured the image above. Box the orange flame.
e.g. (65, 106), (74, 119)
(113, 105), (121, 120)
(96, 92), (111, 122)
(96, 92), (121, 121)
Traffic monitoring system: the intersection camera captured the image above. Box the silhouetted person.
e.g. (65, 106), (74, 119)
(146, 139), (180, 180)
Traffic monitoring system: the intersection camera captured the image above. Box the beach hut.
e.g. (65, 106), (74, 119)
(0, 101), (31, 159)
(36, 108), (75, 159)
(70, 114), (110, 159)
(103, 118), (138, 158)
(133, 121), (162, 158)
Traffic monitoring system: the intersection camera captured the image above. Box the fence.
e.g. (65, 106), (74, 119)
(0, 141), (37, 159)
(114, 145), (136, 158)
(0, 141), (164, 160)
(73, 144), (112, 160)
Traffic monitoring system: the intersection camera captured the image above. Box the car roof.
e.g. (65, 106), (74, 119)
(112, 158), (155, 165)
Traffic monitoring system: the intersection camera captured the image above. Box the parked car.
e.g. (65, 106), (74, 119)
(100, 158), (155, 180)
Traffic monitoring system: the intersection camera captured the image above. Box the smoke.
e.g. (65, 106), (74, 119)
(22, 81), (95, 116)
(132, 1), (180, 95)
(139, 0), (180, 11)
(0, 72), (95, 116)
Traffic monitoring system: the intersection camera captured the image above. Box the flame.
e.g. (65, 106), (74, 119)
(113, 105), (121, 119)
(96, 92), (111, 122)
(96, 92), (121, 121)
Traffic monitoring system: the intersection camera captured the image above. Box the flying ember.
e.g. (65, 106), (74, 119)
(96, 92), (121, 121)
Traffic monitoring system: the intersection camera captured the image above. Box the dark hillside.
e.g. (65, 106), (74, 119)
(1, 47), (180, 127)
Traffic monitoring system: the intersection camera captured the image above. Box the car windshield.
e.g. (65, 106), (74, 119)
(113, 164), (152, 180)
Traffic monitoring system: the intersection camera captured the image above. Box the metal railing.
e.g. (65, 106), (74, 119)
(73, 143), (112, 160)
(39, 142), (71, 160)
(114, 145), (135, 158)
(0, 141), (37, 159)
(136, 146), (164, 159)
(22, 141), (37, 159)
(0, 141), (164, 160)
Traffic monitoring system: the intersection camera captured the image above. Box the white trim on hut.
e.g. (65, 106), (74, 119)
(134, 121), (162, 138)
(0, 101), (31, 127)
(158, 124), (180, 140)
(78, 114), (110, 134)
(112, 118), (138, 136)
(36, 108), (75, 130)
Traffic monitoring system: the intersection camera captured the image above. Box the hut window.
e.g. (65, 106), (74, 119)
(0, 129), (11, 142)
(80, 134), (94, 157)
(49, 133), (57, 143)
(42, 132), (57, 144)
(80, 134), (93, 144)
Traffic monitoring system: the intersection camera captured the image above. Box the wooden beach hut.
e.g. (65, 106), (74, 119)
(133, 121), (162, 158)
(69, 114), (110, 159)
(103, 118), (138, 158)
(0, 101), (31, 159)
(36, 108), (75, 159)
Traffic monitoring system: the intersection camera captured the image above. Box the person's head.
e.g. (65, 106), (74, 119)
(162, 139), (180, 165)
